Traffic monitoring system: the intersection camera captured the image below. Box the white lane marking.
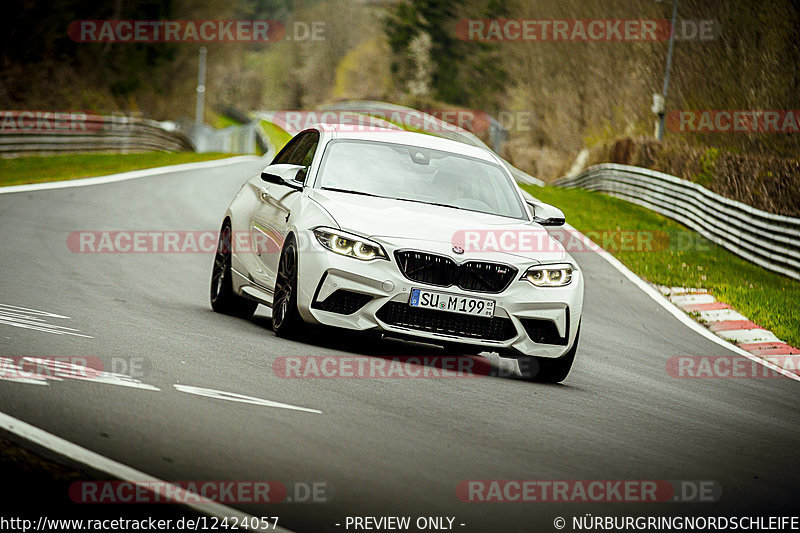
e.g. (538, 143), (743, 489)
(0, 304), (92, 338)
(0, 357), (159, 390)
(0, 357), (58, 385)
(0, 318), (92, 337)
(697, 309), (749, 322)
(0, 370), (49, 385)
(659, 286), (706, 296)
(174, 385), (322, 414)
(0, 156), (263, 195)
(717, 329), (781, 344)
(0, 411), (296, 533)
(560, 221), (800, 383)
(0, 313), (82, 331)
(0, 304), (69, 319)
(670, 293), (715, 306)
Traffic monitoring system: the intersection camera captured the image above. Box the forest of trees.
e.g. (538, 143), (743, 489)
(3, 0), (799, 180)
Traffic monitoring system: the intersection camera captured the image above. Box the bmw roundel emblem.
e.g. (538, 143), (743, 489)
(452, 245), (464, 254)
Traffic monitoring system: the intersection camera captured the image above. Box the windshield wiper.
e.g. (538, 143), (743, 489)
(321, 188), (464, 211)
(321, 187), (382, 198)
(390, 197), (463, 210)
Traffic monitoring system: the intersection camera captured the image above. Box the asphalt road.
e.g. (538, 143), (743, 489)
(1, 159), (798, 532)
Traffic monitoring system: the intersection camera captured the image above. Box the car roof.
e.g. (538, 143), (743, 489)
(311, 123), (501, 164)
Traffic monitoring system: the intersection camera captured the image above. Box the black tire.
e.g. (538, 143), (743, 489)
(210, 221), (258, 319)
(518, 326), (580, 383)
(272, 237), (304, 337)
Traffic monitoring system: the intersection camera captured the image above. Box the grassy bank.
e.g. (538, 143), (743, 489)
(0, 152), (233, 187)
(584, 137), (800, 217)
(524, 185), (800, 348)
(259, 121), (292, 153)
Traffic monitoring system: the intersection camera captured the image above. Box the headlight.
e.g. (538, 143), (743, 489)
(313, 228), (388, 261)
(523, 263), (574, 287)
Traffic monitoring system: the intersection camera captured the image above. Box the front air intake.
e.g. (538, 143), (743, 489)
(394, 251), (516, 293)
(311, 290), (373, 315)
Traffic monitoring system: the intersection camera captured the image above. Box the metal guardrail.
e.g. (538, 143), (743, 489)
(0, 114), (194, 156)
(216, 104), (274, 157)
(254, 123), (275, 160)
(322, 101), (544, 186)
(556, 163), (800, 280)
(185, 122), (260, 155)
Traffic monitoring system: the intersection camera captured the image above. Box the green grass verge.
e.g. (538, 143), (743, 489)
(259, 120), (292, 153)
(211, 114), (242, 129)
(295, 110), (432, 136)
(362, 113), (433, 136)
(0, 152), (233, 187)
(524, 185), (800, 348)
(256, 114), (431, 158)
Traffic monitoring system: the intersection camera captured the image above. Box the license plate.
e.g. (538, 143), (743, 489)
(409, 288), (495, 318)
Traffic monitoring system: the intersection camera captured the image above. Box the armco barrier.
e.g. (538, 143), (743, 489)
(0, 113), (194, 156)
(556, 163), (800, 280)
(185, 122), (261, 155)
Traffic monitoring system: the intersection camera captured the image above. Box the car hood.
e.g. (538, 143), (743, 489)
(309, 189), (568, 263)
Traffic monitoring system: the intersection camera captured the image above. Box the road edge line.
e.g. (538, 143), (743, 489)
(0, 155), (264, 195)
(0, 410), (296, 533)
(563, 223), (800, 382)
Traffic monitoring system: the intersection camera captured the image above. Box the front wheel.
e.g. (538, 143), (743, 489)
(210, 222), (258, 319)
(518, 326), (580, 383)
(272, 237), (304, 337)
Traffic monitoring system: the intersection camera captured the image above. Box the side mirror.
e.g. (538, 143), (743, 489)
(526, 199), (565, 226)
(260, 164), (305, 191)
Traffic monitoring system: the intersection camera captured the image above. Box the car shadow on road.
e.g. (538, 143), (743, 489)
(243, 313), (561, 384)
(198, 305), (573, 386)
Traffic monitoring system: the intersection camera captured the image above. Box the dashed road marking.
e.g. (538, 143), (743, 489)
(174, 385), (322, 414)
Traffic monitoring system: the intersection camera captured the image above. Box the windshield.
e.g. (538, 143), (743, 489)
(316, 139), (528, 220)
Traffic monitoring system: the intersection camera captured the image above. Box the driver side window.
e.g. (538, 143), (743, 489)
(271, 135), (302, 165)
(271, 131), (319, 183)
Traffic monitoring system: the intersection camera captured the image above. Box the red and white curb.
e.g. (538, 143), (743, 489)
(659, 287), (799, 374)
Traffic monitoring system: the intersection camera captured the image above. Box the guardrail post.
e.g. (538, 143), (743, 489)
(195, 47), (207, 126)
(656, 0), (679, 141)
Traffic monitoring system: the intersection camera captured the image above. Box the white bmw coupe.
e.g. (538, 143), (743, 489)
(211, 124), (583, 382)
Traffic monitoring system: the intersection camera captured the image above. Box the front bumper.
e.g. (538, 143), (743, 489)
(295, 231), (584, 359)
